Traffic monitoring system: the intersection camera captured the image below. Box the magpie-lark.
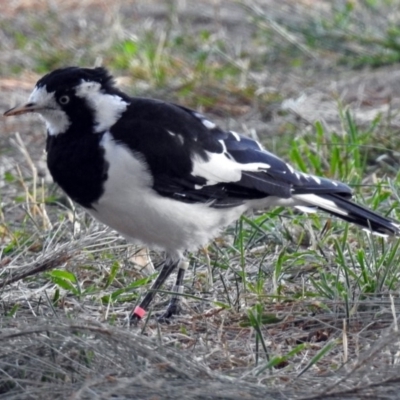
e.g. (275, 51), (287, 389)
(4, 67), (400, 322)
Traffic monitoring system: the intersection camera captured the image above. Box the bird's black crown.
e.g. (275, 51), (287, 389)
(36, 67), (116, 93)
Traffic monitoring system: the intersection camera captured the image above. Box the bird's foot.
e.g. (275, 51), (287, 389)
(128, 314), (141, 326)
(157, 302), (181, 323)
(126, 305), (146, 326)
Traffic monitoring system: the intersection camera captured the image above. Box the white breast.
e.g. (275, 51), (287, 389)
(88, 132), (247, 259)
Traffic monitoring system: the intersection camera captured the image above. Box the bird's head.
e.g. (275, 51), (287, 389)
(4, 67), (129, 136)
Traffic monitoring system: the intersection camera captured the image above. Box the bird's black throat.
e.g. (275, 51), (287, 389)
(46, 131), (108, 208)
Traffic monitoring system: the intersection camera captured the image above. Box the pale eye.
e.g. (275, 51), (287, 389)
(59, 95), (70, 105)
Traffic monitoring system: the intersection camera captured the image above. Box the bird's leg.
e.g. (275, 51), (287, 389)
(157, 260), (189, 322)
(130, 258), (178, 323)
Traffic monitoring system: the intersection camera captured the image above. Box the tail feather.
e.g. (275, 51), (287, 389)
(293, 193), (400, 237)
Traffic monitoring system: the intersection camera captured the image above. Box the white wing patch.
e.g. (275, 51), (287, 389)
(218, 140), (227, 152)
(168, 130), (184, 145)
(286, 163), (295, 173)
(192, 150), (270, 186)
(301, 172), (322, 184)
(230, 131), (241, 141)
(254, 140), (264, 151)
(202, 119), (216, 129)
(75, 80), (128, 132)
(193, 112), (216, 129)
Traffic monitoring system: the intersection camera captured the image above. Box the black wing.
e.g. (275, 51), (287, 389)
(110, 99), (351, 207)
(109, 98), (400, 236)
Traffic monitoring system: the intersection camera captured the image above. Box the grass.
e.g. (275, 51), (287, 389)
(2, 0), (400, 397)
(245, 0), (400, 69)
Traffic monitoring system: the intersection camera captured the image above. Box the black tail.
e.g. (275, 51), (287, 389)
(293, 192), (400, 237)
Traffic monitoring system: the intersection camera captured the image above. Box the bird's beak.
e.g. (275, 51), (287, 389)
(3, 103), (42, 117)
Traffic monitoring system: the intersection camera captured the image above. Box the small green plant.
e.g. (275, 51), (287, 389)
(101, 275), (153, 305)
(289, 111), (372, 182)
(47, 270), (85, 300)
(255, 343), (306, 374)
(247, 303), (270, 366)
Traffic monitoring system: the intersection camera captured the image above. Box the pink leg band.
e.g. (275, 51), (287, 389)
(133, 306), (146, 319)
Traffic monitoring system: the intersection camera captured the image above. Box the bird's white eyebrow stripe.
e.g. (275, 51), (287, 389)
(28, 85), (71, 136)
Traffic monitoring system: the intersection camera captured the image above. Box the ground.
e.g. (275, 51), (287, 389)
(1, 1), (400, 399)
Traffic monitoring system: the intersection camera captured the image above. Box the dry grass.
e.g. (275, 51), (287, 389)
(0, 316), (400, 399)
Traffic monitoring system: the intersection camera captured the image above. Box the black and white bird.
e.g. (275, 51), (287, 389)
(4, 67), (400, 322)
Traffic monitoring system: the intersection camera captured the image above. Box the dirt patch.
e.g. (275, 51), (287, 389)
(283, 65), (400, 129)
